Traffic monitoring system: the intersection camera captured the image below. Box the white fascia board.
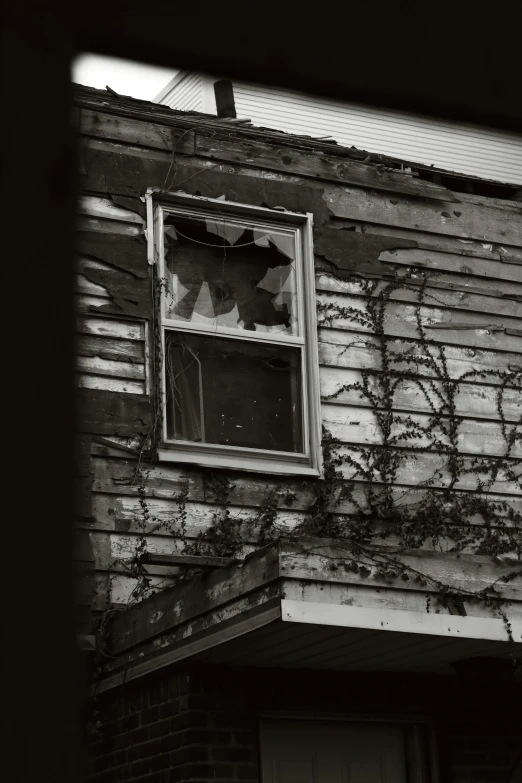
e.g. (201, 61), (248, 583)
(281, 600), (522, 644)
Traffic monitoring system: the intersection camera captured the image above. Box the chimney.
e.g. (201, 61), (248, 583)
(214, 80), (237, 118)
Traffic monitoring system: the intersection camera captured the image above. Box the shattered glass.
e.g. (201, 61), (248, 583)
(163, 214), (298, 335)
(165, 332), (303, 453)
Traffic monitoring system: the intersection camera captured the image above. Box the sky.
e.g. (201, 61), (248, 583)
(72, 53), (178, 101)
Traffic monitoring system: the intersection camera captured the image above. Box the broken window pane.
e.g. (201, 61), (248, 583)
(165, 332), (303, 453)
(163, 214), (298, 335)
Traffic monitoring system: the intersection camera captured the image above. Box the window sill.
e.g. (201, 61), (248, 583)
(157, 447), (322, 477)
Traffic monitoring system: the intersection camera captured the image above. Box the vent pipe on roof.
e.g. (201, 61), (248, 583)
(214, 79), (237, 118)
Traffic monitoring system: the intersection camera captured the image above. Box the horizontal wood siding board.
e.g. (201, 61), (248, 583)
(81, 266), (151, 319)
(78, 194), (146, 223)
(76, 389), (152, 436)
(76, 316), (144, 340)
(319, 367), (522, 423)
(76, 355), (145, 380)
(378, 248), (522, 286)
(323, 186), (522, 246)
(317, 293), (522, 353)
(336, 446), (520, 494)
(76, 334), (145, 363)
(76, 375), (144, 394)
(315, 273), (522, 319)
(321, 403), (521, 459)
(318, 332), (522, 381)
(76, 215), (142, 237)
(345, 223), (522, 265)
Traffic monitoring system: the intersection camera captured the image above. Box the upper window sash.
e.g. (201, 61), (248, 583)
(156, 204), (305, 342)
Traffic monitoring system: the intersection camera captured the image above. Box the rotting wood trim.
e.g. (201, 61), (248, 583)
(98, 595), (283, 692)
(79, 140), (332, 226)
(75, 95), (517, 200)
(79, 108), (458, 203)
(109, 541), (281, 654)
(140, 553), (241, 569)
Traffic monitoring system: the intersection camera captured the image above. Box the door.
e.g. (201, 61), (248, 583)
(261, 719), (409, 783)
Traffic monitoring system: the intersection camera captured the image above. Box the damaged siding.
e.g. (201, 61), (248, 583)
(74, 91), (522, 616)
(156, 74), (522, 184)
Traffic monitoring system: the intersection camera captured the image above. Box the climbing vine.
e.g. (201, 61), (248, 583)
(95, 216), (521, 662)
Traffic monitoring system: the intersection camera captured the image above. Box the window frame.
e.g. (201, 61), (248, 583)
(146, 189), (323, 477)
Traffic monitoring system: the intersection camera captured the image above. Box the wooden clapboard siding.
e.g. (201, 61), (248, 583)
(74, 94), (522, 623)
(315, 274), (522, 319)
(317, 292), (522, 353)
(75, 315), (147, 394)
(89, 455), (522, 521)
(318, 331), (521, 380)
(88, 494), (436, 545)
(76, 215), (142, 237)
(378, 246), (522, 283)
(323, 185), (522, 246)
(337, 447), (521, 495)
(320, 368), (521, 422)
(322, 404), (521, 459)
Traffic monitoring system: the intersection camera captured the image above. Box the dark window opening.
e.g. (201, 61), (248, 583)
(165, 332), (303, 453)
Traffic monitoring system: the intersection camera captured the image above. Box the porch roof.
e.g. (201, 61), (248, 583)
(96, 538), (522, 693)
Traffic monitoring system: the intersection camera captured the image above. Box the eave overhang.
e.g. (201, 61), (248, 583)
(95, 538), (522, 693)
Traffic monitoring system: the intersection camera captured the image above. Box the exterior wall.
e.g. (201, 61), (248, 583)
(157, 74), (522, 185)
(87, 665), (522, 783)
(74, 88), (522, 618)
(160, 73), (204, 113)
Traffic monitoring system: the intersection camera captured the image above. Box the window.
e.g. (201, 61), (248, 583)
(147, 190), (322, 475)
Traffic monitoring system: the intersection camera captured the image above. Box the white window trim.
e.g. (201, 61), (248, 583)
(146, 189), (323, 477)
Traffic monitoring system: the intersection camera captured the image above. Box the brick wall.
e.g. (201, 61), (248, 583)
(86, 665), (522, 783)
(87, 669), (258, 783)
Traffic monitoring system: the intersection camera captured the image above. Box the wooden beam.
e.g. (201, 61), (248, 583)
(141, 553), (241, 568)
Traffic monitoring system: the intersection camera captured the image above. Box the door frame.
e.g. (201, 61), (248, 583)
(258, 712), (440, 783)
